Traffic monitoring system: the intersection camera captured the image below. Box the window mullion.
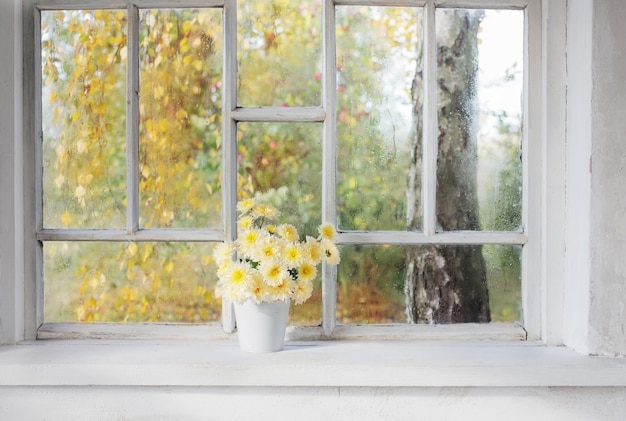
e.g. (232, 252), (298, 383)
(422, 1), (437, 236)
(126, 4), (140, 235)
(221, 0), (238, 334)
(322, 0), (337, 336)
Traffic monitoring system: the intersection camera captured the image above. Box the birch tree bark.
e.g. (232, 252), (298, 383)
(405, 9), (490, 324)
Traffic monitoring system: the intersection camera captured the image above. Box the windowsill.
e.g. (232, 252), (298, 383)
(1, 338), (625, 388)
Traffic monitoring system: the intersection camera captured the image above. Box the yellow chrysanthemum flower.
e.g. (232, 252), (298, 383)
(283, 243), (303, 267)
(216, 261), (232, 278)
(298, 262), (317, 282)
(252, 204), (279, 219)
(248, 272), (268, 304)
(238, 215), (253, 230)
(223, 262), (254, 303)
(238, 228), (265, 256)
(278, 224), (299, 242)
(237, 198), (255, 214)
(321, 239), (341, 265)
(213, 242), (236, 266)
(318, 223), (337, 241)
(303, 237), (323, 264)
(294, 279), (313, 305)
(270, 278), (296, 302)
(259, 259), (287, 287)
(258, 237), (278, 259)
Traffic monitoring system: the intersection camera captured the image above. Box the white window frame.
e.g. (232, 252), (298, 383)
(24, 0), (543, 342)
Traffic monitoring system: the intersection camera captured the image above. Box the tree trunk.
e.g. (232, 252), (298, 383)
(405, 10), (490, 324)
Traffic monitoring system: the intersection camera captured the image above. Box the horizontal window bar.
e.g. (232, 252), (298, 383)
(37, 229), (225, 242)
(37, 322), (229, 340)
(37, 322), (526, 341)
(338, 231), (527, 245)
(334, 0), (528, 8)
(35, 0), (224, 10)
(35, 0), (529, 11)
(231, 107), (326, 123)
(37, 229), (526, 245)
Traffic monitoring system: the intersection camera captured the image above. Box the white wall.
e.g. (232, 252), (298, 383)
(587, 0), (626, 357)
(0, 386), (625, 421)
(0, 0), (24, 346)
(0, 0), (625, 419)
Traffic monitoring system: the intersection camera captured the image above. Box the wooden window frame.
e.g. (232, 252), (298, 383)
(30, 0), (541, 341)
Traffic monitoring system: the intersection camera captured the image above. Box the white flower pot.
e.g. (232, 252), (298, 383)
(234, 300), (290, 353)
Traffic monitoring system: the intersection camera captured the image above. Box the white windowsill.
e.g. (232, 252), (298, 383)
(1, 338), (625, 388)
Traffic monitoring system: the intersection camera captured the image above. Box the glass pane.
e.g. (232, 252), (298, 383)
(237, 0), (322, 106)
(436, 9), (523, 232)
(44, 241), (221, 323)
(237, 122), (323, 325)
(139, 9), (223, 229)
(336, 7), (422, 231)
(41, 10), (127, 229)
(237, 122), (323, 238)
(337, 244), (521, 324)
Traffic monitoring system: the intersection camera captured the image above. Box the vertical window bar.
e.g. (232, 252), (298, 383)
(221, 0), (238, 333)
(34, 9), (44, 233)
(126, 5), (140, 234)
(522, 0), (542, 338)
(34, 8), (45, 329)
(322, 0), (337, 335)
(422, 1), (437, 236)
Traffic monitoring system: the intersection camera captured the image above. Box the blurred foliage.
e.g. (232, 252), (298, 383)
(42, 4), (522, 324)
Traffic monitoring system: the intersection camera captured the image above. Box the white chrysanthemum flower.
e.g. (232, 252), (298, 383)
(302, 237), (324, 264)
(282, 243), (303, 267)
(252, 204), (280, 219)
(294, 279), (313, 305)
(238, 228), (266, 257)
(238, 215), (254, 231)
(259, 259), (288, 287)
(318, 223), (337, 241)
(321, 238), (341, 265)
(270, 278), (296, 302)
(213, 242), (236, 267)
(237, 198), (255, 214)
(277, 224), (299, 242)
(251, 236), (278, 261)
(297, 262), (317, 282)
(248, 271), (269, 304)
(223, 261), (254, 303)
(216, 261), (233, 279)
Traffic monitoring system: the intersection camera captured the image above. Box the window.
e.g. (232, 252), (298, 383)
(35, 0), (539, 338)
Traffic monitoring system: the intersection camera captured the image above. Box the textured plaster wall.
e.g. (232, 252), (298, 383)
(589, 0), (626, 357)
(0, 0), (21, 345)
(0, 386), (625, 420)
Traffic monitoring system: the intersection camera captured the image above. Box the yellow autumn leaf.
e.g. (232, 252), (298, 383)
(164, 261), (174, 274)
(125, 242), (138, 258)
(61, 210), (72, 227)
(201, 254), (212, 266)
(175, 109), (188, 120)
(142, 244), (153, 262)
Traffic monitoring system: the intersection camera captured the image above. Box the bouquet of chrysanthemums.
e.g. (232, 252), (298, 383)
(213, 196), (340, 305)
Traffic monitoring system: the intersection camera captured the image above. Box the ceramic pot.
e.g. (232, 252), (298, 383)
(233, 299), (290, 352)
